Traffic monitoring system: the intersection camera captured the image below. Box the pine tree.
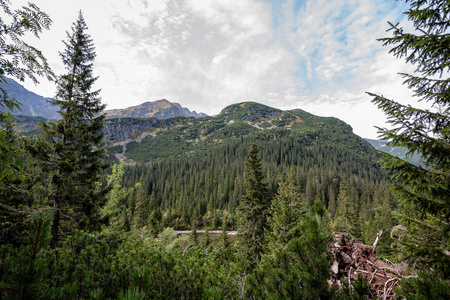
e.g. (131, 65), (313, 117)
(220, 215), (230, 250)
(267, 171), (303, 246)
(334, 181), (358, 236)
(190, 224), (199, 246)
(327, 184), (337, 217)
(101, 162), (134, 233)
(134, 178), (148, 230)
(258, 201), (332, 299)
(202, 228), (212, 248)
(29, 12), (107, 248)
(237, 144), (269, 263)
(0, 213), (52, 299)
(368, 0), (450, 276)
(122, 206), (131, 232)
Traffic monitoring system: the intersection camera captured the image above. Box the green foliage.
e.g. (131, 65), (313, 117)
(0, 115), (24, 183)
(396, 272), (450, 300)
(0, 1), (53, 245)
(43, 230), (117, 299)
(333, 181), (359, 238)
(27, 11), (108, 248)
(0, 213), (52, 300)
(237, 144), (269, 263)
(190, 225), (200, 246)
(102, 162), (134, 232)
(0, 118), (29, 245)
(255, 202), (332, 299)
(133, 178), (147, 230)
(369, 0), (450, 276)
(118, 287), (146, 300)
(267, 170), (303, 246)
(0, 0), (53, 110)
(335, 274), (371, 300)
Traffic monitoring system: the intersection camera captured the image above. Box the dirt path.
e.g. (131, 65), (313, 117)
(174, 230), (237, 236)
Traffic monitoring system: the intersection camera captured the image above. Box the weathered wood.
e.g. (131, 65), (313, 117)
(328, 231), (416, 299)
(372, 230), (383, 250)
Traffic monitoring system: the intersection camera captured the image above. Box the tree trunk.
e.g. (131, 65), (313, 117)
(50, 206), (60, 249)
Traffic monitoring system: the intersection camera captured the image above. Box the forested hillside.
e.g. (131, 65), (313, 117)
(93, 101), (397, 249)
(111, 102), (394, 244)
(106, 102), (374, 164)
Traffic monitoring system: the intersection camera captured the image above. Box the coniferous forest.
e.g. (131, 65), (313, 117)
(0, 0), (449, 299)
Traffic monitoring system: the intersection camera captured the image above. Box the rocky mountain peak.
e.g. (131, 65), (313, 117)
(105, 99), (207, 119)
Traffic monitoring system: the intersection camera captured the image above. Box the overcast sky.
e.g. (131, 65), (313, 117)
(14, 0), (421, 139)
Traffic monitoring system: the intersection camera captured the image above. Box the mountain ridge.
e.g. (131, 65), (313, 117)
(0, 77), (59, 119)
(102, 101), (368, 165)
(105, 99), (207, 119)
(0, 78), (207, 120)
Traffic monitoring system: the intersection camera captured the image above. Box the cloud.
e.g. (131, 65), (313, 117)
(102, 0), (299, 114)
(15, 0), (419, 138)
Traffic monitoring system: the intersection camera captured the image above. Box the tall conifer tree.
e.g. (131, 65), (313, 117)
(30, 12), (107, 248)
(237, 144), (269, 263)
(368, 0), (450, 276)
(133, 178), (147, 230)
(267, 171), (302, 247)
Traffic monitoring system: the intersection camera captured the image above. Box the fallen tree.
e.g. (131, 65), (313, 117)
(329, 230), (417, 299)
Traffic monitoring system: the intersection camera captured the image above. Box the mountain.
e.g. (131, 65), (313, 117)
(0, 77), (59, 119)
(15, 101), (379, 168)
(103, 101), (378, 166)
(105, 99), (207, 119)
(0, 78), (206, 121)
(364, 138), (421, 165)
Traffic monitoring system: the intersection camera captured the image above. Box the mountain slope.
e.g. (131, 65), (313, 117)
(364, 138), (421, 165)
(104, 102), (376, 167)
(105, 99), (207, 119)
(16, 101), (377, 168)
(0, 77), (59, 119)
(112, 102), (389, 233)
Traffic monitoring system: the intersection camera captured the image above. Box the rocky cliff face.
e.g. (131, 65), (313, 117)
(103, 118), (160, 143)
(105, 99), (207, 119)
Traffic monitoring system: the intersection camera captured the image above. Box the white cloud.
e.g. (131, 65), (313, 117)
(99, 0), (297, 115)
(13, 0), (422, 138)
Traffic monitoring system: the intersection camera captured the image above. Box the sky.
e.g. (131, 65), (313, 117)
(13, 0), (422, 139)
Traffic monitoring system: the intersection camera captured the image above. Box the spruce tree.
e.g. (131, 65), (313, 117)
(237, 144), (269, 263)
(368, 0), (450, 276)
(333, 181), (358, 236)
(101, 162), (134, 232)
(0, 213), (52, 299)
(29, 12), (107, 248)
(266, 171), (303, 247)
(133, 178), (147, 230)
